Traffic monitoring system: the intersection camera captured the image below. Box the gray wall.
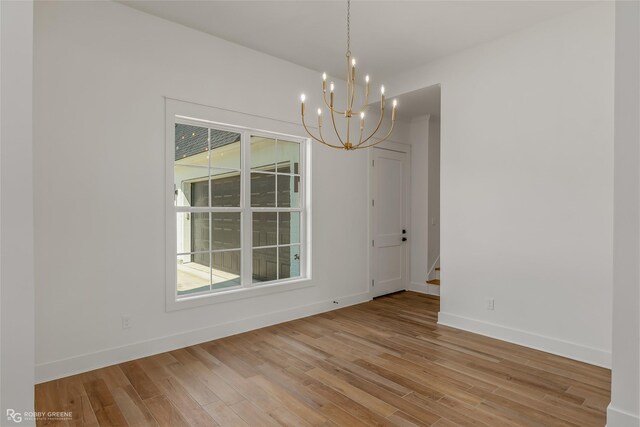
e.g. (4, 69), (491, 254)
(428, 117), (440, 271)
(609, 0), (640, 425)
(1, 0), (36, 424)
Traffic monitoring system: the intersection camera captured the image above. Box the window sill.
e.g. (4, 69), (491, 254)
(166, 277), (313, 312)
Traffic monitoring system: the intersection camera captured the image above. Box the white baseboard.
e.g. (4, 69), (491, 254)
(408, 281), (440, 296)
(606, 404), (640, 427)
(438, 312), (611, 368)
(35, 292), (371, 383)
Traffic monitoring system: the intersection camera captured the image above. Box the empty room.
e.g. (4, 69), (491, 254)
(1, 0), (639, 426)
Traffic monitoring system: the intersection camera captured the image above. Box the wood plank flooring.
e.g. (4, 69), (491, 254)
(35, 291), (611, 426)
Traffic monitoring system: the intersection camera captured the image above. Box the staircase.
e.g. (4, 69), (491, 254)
(412, 257), (440, 296)
(427, 266), (440, 286)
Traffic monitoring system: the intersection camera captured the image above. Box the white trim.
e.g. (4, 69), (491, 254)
(166, 99), (312, 311)
(168, 278), (314, 311)
(35, 291), (371, 383)
(606, 404), (640, 427)
(438, 312), (611, 368)
(408, 281), (440, 296)
(368, 140), (412, 299)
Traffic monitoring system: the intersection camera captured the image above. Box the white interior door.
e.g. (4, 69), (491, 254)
(371, 147), (408, 297)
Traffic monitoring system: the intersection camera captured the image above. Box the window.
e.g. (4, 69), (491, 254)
(170, 115), (309, 306)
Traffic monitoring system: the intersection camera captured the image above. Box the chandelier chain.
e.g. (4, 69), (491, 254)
(346, 0), (351, 57)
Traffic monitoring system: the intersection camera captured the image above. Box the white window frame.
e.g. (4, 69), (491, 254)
(165, 100), (312, 311)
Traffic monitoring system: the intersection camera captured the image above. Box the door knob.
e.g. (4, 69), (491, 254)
(402, 237), (408, 242)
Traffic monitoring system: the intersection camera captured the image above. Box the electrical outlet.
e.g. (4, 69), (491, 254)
(486, 298), (495, 311)
(122, 316), (132, 329)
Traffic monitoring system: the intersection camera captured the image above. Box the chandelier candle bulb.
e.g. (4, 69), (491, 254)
(365, 75), (370, 97)
(298, 0), (396, 150)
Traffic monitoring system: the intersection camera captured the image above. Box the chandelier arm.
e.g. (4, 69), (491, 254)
(358, 90), (369, 117)
(301, 113), (343, 149)
(318, 121), (326, 143)
(356, 107), (385, 147)
(317, 119), (344, 149)
(330, 103), (347, 147)
(354, 119), (396, 149)
(351, 91), (369, 115)
(323, 90), (345, 115)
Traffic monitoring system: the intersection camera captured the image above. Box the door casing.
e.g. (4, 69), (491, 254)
(368, 140), (411, 298)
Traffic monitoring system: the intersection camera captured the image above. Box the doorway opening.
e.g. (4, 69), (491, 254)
(369, 84), (441, 298)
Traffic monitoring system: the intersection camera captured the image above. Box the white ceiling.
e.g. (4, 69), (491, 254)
(371, 84), (441, 120)
(119, 0), (591, 117)
(120, 0), (590, 80)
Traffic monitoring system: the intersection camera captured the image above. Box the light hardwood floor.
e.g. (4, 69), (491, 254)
(35, 291), (611, 426)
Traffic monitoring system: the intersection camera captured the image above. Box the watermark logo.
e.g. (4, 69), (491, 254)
(6, 409), (22, 423)
(6, 409), (72, 423)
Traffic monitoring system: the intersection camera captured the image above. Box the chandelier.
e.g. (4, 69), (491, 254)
(299, 0), (397, 150)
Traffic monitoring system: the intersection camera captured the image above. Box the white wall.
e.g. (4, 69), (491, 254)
(428, 116), (440, 272)
(407, 115), (430, 290)
(609, 1), (640, 425)
(33, 1), (410, 381)
(387, 3), (615, 367)
(406, 113), (440, 295)
(1, 0), (36, 423)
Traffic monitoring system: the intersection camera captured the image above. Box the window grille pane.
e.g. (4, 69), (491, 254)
(251, 173), (276, 207)
(177, 254), (211, 296)
(175, 166), (209, 207)
(279, 245), (301, 280)
(211, 169), (240, 207)
(252, 212), (277, 247)
(252, 247), (278, 283)
(277, 140), (300, 174)
(177, 212), (210, 254)
(277, 175), (301, 208)
(279, 212), (301, 245)
(212, 250), (241, 290)
(175, 124), (209, 166)
(212, 213), (241, 250)
(191, 212), (210, 252)
(210, 130), (241, 169)
(251, 136), (276, 171)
